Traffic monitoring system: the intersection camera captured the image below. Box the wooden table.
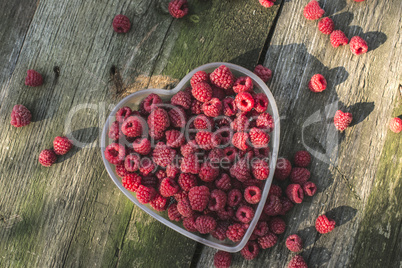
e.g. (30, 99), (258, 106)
(0, 0), (401, 267)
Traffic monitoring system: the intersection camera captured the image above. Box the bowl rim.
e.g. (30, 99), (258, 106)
(100, 62), (280, 252)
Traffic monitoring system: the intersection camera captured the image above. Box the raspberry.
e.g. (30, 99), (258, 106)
(252, 159), (270, 180)
(264, 194), (282, 216)
(191, 71), (209, 87)
(121, 116), (144, 138)
(232, 132), (249, 151)
(139, 158), (155, 176)
(303, 0), (324, 20)
(156, 169), (167, 180)
(236, 205), (255, 223)
(227, 189), (243, 207)
(334, 110), (353, 131)
(169, 106), (187, 128)
(350, 36), (368, 55)
(268, 184), (282, 197)
(244, 186), (261, 204)
(279, 196), (294, 215)
(330, 30), (349, 47)
(192, 82), (213, 102)
(199, 162), (219, 182)
(174, 191), (188, 202)
(294, 150), (311, 167)
(177, 174), (196, 192)
(189, 186), (210, 212)
(207, 189), (226, 211)
(254, 147), (270, 158)
(231, 114), (250, 131)
(308, 74), (327, 92)
(286, 234), (303, 252)
(389, 117), (402, 133)
(165, 129), (185, 148)
(269, 217), (286, 234)
(243, 178), (262, 188)
(256, 112), (274, 131)
(254, 93), (269, 113)
(168, 203), (182, 221)
(302, 181), (317, 196)
(183, 215), (198, 232)
(226, 223), (246, 242)
(196, 131), (221, 150)
(240, 241), (260, 260)
(112, 14), (131, 33)
(254, 65), (272, 82)
(191, 99), (204, 114)
(108, 121), (122, 141)
(177, 197), (194, 217)
(148, 108), (170, 136)
(258, 231), (278, 249)
(214, 251), (232, 268)
(159, 178), (180, 197)
(152, 142), (176, 167)
(318, 17), (334, 35)
(115, 164), (129, 178)
(288, 255), (308, 268)
(212, 86), (227, 100)
(259, 0), (275, 8)
(196, 215), (217, 234)
(132, 138), (151, 155)
(202, 98), (222, 117)
(168, 0), (188, 19)
(253, 221), (269, 237)
(223, 147), (238, 163)
(235, 92), (255, 112)
(217, 206), (234, 221)
(180, 142), (197, 157)
(150, 193), (169, 211)
(25, 69), (43, 87)
(222, 97), (237, 116)
(193, 115), (212, 130)
(143, 93), (162, 113)
(181, 154), (200, 174)
(122, 173), (142, 192)
(10, 104), (32, 127)
(230, 157), (251, 182)
(141, 176), (158, 189)
(124, 153), (140, 172)
(286, 184), (304, 204)
(104, 143), (125, 165)
(315, 214), (336, 234)
(233, 76), (253, 93)
(171, 91), (192, 109)
(210, 65), (235, 90)
(215, 174), (232, 191)
(290, 167), (310, 184)
(39, 149), (57, 167)
(209, 148), (224, 161)
(165, 164), (178, 179)
(116, 106), (132, 123)
(274, 158), (292, 181)
(136, 185), (156, 204)
(51, 136), (72, 155)
(249, 128), (270, 148)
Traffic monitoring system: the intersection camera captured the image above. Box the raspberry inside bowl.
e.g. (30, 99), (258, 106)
(101, 62), (280, 252)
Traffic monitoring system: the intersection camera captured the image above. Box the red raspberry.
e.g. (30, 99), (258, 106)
(231, 114), (250, 131)
(115, 164), (129, 178)
(168, 0), (188, 19)
(258, 231), (278, 249)
(254, 93), (269, 113)
(302, 181), (317, 197)
(274, 158), (292, 181)
(171, 91), (192, 109)
(252, 159), (270, 180)
(116, 106), (132, 122)
(132, 138), (151, 155)
(191, 99), (204, 114)
(215, 174), (232, 191)
(243, 178), (263, 188)
(136, 185), (156, 204)
(236, 205), (255, 223)
(256, 112), (274, 131)
(152, 142), (176, 167)
(148, 108), (170, 136)
(254, 65), (272, 82)
(191, 71), (209, 87)
(217, 206), (234, 221)
(143, 93), (162, 113)
(192, 82), (213, 103)
(174, 191), (188, 202)
(196, 131), (221, 150)
(217, 126), (233, 146)
(230, 157), (251, 182)
(183, 215), (198, 232)
(25, 69), (43, 87)
(122, 173), (142, 192)
(288, 255), (308, 268)
(170, 107), (188, 129)
(212, 220), (230, 240)
(279, 196), (294, 215)
(308, 74), (327, 92)
(259, 0), (275, 8)
(10, 104), (32, 127)
(253, 221), (269, 237)
(139, 158), (155, 176)
(330, 30), (349, 47)
(196, 215), (217, 234)
(269, 184), (282, 197)
(39, 149), (57, 167)
(269, 217), (286, 234)
(389, 117), (402, 133)
(318, 17), (334, 35)
(264, 195), (282, 216)
(168, 203), (182, 221)
(315, 214), (336, 234)
(210, 65), (235, 90)
(233, 76), (253, 93)
(124, 153), (140, 172)
(209, 148), (224, 160)
(303, 0), (324, 20)
(244, 186), (261, 204)
(189, 186), (210, 212)
(222, 97), (237, 116)
(235, 92), (255, 112)
(194, 115), (213, 130)
(290, 167), (310, 184)
(294, 150), (311, 167)
(181, 154), (200, 174)
(227, 189), (243, 207)
(108, 121), (122, 141)
(286, 234), (303, 252)
(286, 184), (304, 204)
(350, 36), (368, 55)
(141, 176), (158, 189)
(165, 129), (185, 148)
(104, 143), (125, 165)
(214, 250), (232, 268)
(250, 128), (270, 148)
(199, 162), (219, 182)
(177, 197), (194, 217)
(121, 116), (144, 138)
(155, 170), (167, 180)
(202, 98), (222, 117)
(226, 223), (246, 242)
(52, 136), (73, 155)
(232, 132), (249, 151)
(208, 189), (227, 211)
(178, 173), (197, 191)
(334, 110), (353, 131)
(180, 142), (197, 157)
(223, 147), (238, 163)
(240, 241), (260, 260)
(150, 193), (169, 211)
(159, 178), (180, 197)
(212, 86), (227, 100)
(112, 14), (131, 33)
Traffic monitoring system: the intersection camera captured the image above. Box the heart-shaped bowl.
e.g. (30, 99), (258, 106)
(101, 62), (280, 252)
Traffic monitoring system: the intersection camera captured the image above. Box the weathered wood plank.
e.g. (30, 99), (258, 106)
(196, 0), (402, 267)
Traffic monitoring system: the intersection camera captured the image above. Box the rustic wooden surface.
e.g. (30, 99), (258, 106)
(0, 0), (401, 268)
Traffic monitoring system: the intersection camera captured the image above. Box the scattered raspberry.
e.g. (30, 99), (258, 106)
(108, 121), (122, 141)
(199, 162), (219, 182)
(191, 99), (204, 114)
(124, 153), (140, 172)
(122, 173), (142, 192)
(143, 93), (162, 113)
(389, 117), (402, 133)
(112, 14), (131, 33)
(269, 217), (286, 234)
(222, 97), (237, 116)
(232, 132), (249, 151)
(274, 158), (292, 180)
(290, 167), (310, 184)
(233, 76), (253, 93)
(259, 0), (275, 8)
(10, 104), (32, 127)
(294, 150), (311, 167)
(136, 185), (156, 204)
(25, 69), (43, 87)
(330, 30), (349, 47)
(160, 178), (180, 197)
(286, 234), (303, 252)
(253, 221), (269, 237)
(150, 193), (169, 211)
(252, 159), (270, 181)
(177, 197), (194, 217)
(192, 82), (213, 103)
(250, 127), (270, 148)
(264, 194), (282, 216)
(189, 186), (210, 212)
(230, 157), (251, 182)
(181, 154), (200, 174)
(236, 205), (255, 223)
(254, 65), (272, 82)
(268, 184), (282, 197)
(303, 0), (324, 20)
(52, 136), (72, 155)
(210, 65), (235, 90)
(39, 149), (57, 167)
(202, 98), (222, 117)
(183, 215), (198, 232)
(350, 36), (368, 55)
(165, 129), (185, 148)
(226, 223), (246, 242)
(334, 110), (353, 131)
(288, 255), (308, 268)
(235, 92), (255, 112)
(196, 215), (217, 234)
(244, 186), (262, 204)
(116, 106), (132, 122)
(121, 116), (143, 137)
(104, 143), (126, 165)
(152, 142), (176, 167)
(132, 138), (151, 155)
(227, 189), (243, 207)
(168, 106), (187, 128)
(196, 131), (221, 150)
(168, 203), (182, 221)
(240, 241), (260, 260)
(191, 71), (209, 87)
(318, 17), (334, 35)
(178, 173), (197, 191)
(214, 250), (232, 268)
(254, 93), (269, 113)
(168, 0), (188, 19)
(308, 74), (327, 92)
(302, 181), (317, 196)
(279, 196), (294, 215)
(258, 231), (278, 249)
(286, 184), (304, 204)
(208, 189), (227, 211)
(315, 214), (336, 234)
